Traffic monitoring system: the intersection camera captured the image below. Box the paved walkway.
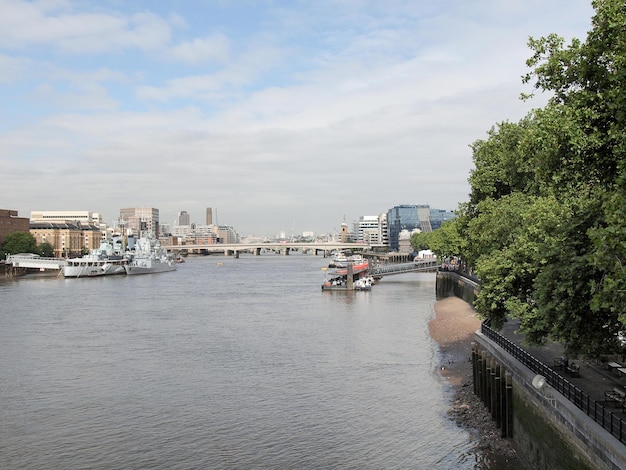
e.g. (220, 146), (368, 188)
(499, 318), (626, 418)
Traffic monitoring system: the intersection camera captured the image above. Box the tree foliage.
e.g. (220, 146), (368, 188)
(458, 0), (626, 356)
(1, 232), (38, 257)
(410, 218), (464, 259)
(37, 242), (54, 257)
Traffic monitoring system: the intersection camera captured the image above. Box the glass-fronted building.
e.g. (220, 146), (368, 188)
(430, 208), (456, 230)
(386, 204), (455, 251)
(387, 205), (423, 251)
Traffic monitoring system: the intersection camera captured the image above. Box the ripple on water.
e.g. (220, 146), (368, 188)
(1, 256), (478, 469)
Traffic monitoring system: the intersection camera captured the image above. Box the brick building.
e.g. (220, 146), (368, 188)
(0, 209), (30, 246)
(30, 222), (102, 258)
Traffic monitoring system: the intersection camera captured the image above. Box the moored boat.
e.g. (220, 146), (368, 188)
(124, 235), (177, 275)
(330, 251), (349, 268)
(329, 252), (366, 268)
(322, 259), (371, 291)
(63, 240), (127, 278)
(63, 257), (127, 277)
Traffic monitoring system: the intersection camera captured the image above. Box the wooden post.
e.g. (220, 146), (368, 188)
(347, 264), (354, 290)
(504, 372), (513, 437)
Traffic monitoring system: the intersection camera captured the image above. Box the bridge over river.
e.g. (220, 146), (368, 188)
(168, 242), (371, 257)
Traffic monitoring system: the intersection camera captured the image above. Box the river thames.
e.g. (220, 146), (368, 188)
(1, 253), (489, 469)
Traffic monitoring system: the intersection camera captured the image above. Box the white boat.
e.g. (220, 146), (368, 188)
(63, 239), (127, 278)
(63, 257), (127, 277)
(124, 236), (177, 275)
(353, 277), (372, 291)
(331, 252), (349, 268)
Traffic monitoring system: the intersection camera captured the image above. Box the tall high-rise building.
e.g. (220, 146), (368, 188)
(119, 207), (160, 237)
(206, 207), (213, 225)
(177, 210), (190, 226)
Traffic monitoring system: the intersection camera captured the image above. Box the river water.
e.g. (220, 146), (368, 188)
(1, 253), (488, 469)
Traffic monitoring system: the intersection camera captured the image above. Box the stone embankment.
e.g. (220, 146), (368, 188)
(430, 297), (520, 466)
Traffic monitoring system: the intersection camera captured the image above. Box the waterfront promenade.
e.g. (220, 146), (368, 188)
(433, 296), (626, 468)
(499, 318), (626, 425)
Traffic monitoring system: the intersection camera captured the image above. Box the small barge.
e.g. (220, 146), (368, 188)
(322, 261), (373, 291)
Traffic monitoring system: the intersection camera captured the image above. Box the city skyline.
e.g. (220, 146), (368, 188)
(0, 1), (594, 235)
(18, 203), (453, 240)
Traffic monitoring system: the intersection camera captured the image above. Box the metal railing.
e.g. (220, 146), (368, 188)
(371, 259), (438, 276)
(481, 321), (626, 445)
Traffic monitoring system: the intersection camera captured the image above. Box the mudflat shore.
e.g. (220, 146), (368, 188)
(430, 297), (520, 465)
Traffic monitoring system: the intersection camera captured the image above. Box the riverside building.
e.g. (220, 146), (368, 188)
(385, 204), (455, 252)
(353, 214), (388, 247)
(30, 210), (104, 227)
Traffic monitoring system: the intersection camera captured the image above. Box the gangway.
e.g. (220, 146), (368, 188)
(5, 255), (67, 270)
(370, 259), (439, 278)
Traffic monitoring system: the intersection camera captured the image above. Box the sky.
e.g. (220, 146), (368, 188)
(0, 0), (595, 237)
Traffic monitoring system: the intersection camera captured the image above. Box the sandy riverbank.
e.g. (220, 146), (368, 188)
(430, 297), (520, 466)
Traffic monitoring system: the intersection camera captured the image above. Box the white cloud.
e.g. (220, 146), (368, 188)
(0, 0), (596, 235)
(0, 1), (172, 53)
(0, 53), (31, 82)
(167, 34), (230, 64)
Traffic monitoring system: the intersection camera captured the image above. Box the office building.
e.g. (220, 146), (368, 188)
(119, 207), (160, 237)
(430, 208), (456, 230)
(353, 215), (388, 246)
(386, 204), (431, 251)
(217, 225), (238, 244)
(206, 208), (213, 225)
(30, 210), (103, 226)
(177, 211), (190, 226)
(385, 204), (456, 251)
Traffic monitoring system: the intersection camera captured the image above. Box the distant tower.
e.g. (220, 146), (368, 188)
(340, 221), (348, 243)
(206, 207), (213, 225)
(177, 210), (190, 226)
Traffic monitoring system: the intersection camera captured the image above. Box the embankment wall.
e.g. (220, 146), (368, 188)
(436, 271), (626, 470)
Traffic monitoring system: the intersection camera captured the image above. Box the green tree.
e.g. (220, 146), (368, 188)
(1, 232), (38, 256)
(460, 0), (626, 355)
(410, 231), (432, 252)
(410, 218), (464, 260)
(37, 242), (55, 257)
